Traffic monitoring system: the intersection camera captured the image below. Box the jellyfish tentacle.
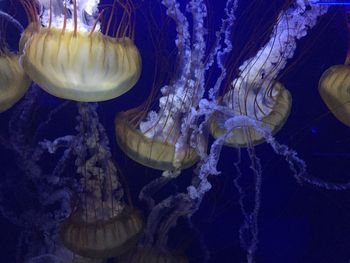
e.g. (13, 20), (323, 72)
(0, 10), (24, 32)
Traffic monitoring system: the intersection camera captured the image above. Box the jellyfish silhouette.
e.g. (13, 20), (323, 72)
(20, 0), (141, 102)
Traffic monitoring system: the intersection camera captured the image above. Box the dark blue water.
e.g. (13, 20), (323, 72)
(1, 1), (350, 262)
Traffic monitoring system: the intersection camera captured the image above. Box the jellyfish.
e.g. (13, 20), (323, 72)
(0, 11), (31, 112)
(209, 80), (292, 147)
(112, 1), (217, 261)
(20, 0), (141, 102)
(318, 7), (350, 127)
(57, 103), (144, 259)
(115, 0), (208, 176)
(207, 0), (316, 148)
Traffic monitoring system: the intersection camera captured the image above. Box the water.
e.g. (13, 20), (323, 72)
(0, 1), (350, 262)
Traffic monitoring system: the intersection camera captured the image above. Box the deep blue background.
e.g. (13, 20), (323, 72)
(1, 0), (350, 262)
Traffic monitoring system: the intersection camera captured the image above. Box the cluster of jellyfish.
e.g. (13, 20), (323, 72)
(0, 0), (349, 262)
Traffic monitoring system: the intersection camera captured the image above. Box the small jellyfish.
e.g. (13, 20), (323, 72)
(20, 0), (141, 102)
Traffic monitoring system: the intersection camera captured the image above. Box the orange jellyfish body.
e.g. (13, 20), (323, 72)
(209, 81), (292, 147)
(0, 53), (31, 112)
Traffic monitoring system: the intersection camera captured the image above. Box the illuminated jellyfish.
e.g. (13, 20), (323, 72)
(208, 0), (307, 147)
(114, 0), (215, 261)
(318, 7), (350, 127)
(115, 0), (236, 261)
(56, 103), (144, 259)
(20, 0), (141, 102)
(115, 0), (208, 177)
(0, 10), (31, 112)
(209, 81), (291, 147)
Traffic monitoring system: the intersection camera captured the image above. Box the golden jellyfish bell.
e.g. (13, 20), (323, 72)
(209, 81), (292, 147)
(115, 110), (201, 172)
(318, 65), (350, 127)
(61, 206), (144, 259)
(20, 0), (141, 102)
(0, 52), (31, 112)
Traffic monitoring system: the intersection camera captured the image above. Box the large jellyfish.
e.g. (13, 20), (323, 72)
(20, 0), (141, 102)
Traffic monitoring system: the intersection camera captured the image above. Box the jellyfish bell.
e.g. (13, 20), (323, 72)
(61, 205), (144, 259)
(318, 65), (350, 127)
(20, 0), (141, 102)
(115, 110), (201, 172)
(209, 80), (292, 147)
